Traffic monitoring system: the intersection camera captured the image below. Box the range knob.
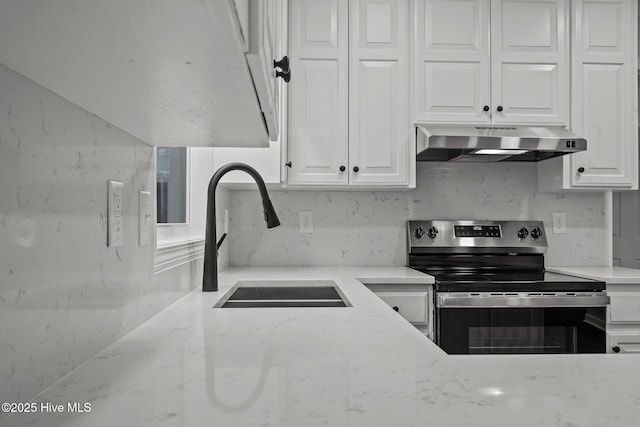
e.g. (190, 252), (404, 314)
(414, 226), (426, 239)
(427, 226), (439, 239)
(517, 227), (529, 239)
(530, 226), (543, 240)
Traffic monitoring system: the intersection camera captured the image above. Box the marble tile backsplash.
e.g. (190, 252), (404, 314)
(229, 163), (606, 267)
(0, 64), (212, 403)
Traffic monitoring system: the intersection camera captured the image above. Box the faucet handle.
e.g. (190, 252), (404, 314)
(216, 233), (227, 250)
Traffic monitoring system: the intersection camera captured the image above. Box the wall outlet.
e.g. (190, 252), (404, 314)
(138, 190), (152, 247)
(299, 211), (313, 234)
(552, 212), (567, 234)
(224, 209), (229, 234)
(107, 180), (124, 247)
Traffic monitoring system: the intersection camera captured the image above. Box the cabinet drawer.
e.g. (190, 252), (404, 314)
(607, 331), (640, 354)
(609, 293), (640, 323)
(375, 292), (428, 325)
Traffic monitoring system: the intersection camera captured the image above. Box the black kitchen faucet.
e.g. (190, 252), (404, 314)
(202, 163), (280, 292)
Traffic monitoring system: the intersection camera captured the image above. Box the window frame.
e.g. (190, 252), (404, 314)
(154, 147), (214, 273)
(156, 146), (189, 226)
(156, 147), (192, 240)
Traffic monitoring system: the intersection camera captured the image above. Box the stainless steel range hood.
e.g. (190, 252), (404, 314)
(415, 125), (586, 162)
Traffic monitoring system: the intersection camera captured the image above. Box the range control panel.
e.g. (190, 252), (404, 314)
(408, 220), (548, 254)
(454, 225), (501, 238)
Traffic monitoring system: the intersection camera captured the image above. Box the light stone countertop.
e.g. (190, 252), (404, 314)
(4, 267), (640, 427)
(547, 266), (640, 285)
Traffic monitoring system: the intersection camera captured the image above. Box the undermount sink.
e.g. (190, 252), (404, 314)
(213, 280), (351, 308)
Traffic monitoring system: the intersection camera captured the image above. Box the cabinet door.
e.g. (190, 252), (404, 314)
(491, 0), (569, 125)
(246, 0), (280, 140)
(375, 292), (429, 325)
(349, 0), (409, 185)
(287, 0), (349, 185)
(415, 0), (491, 123)
(570, 0), (637, 188)
(608, 292), (640, 323)
(607, 331), (640, 354)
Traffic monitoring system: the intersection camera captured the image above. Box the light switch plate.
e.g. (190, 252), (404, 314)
(107, 180), (124, 247)
(138, 190), (151, 246)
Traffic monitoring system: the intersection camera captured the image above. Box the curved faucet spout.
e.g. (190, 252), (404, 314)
(203, 163), (280, 292)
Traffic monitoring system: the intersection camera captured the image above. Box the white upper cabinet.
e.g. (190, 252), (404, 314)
(491, 0), (569, 125)
(211, 0), (287, 187)
(288, 0), (350, 185)
(538, 0), (638, 191)
(287, 0), (412, 187)
(415, 0), (569, 125)
(568, 0), (637, 188)
(349, 0), (410, 185)
(0, 0), (282, 147)
(415, 0), (491, 123)
(246, 0), (284, 140)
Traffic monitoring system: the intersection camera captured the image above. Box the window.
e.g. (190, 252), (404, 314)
(156, 147), (187, 224)
(155, 147), (214, 273)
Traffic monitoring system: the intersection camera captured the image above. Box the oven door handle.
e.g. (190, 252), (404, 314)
(437, 292), (610, 308)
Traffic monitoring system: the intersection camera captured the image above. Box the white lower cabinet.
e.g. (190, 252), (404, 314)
(607, 331), (640, 354)
(365, 284), (433, 339)
(607, 285), (640, 354)
(375, 292), (429, 325)
(608, 292), (640, 323)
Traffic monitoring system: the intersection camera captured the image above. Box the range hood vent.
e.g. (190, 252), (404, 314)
(415, 125), (587, 162)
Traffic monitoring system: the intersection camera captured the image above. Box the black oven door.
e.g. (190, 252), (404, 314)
(436, 293), (608, 355)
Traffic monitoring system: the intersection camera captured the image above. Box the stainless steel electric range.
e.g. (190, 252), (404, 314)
(407, 220), (609, 355)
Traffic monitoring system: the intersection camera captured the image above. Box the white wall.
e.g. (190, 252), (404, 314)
(0, 63), (225, 403)
(228, 163), (606, 267)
